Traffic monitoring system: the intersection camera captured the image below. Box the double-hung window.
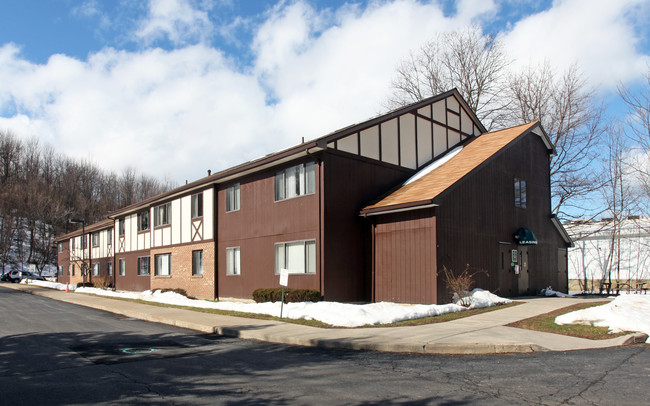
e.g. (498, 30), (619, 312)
(191, 193), (203, 218)
(514, 178), (527, 208)
(137, 256), (150, 275)
(107, 262), (113, 276)
(118, 219), (125, 236)
(118, 258), (125, 276)
(226, 183), (240, 212)
(275, 240), (316, 274)
(192, 250), (203, 276)
(274, 162), (316, 201)
(226, 247), (241, 275)
(107, 229), (112, 245)
(154, 203), (170, 227)
(92, 263), (100, 276)
(92, 232), (99, 247)
(137, 211), (150, 232)
(154, 254), (171, 276)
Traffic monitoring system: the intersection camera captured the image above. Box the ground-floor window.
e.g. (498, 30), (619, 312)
(107, 262), (113, 276)
(119, 258), (125, 276)
(192, 250), (203, 276)
(72, 264), (75, 276)
(275, 240), (316, 274)
(92, 263), (100, 276)
(226, 247), (240, 275)
(154, 254), (171, 276)
(137, 257), (150, 276)
(66, 265), (70, 275)
(58, 266), (63, 276)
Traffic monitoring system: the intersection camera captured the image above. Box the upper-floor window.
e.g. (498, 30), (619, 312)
(191, 193), (203, 218)
(275, 162), (315, 201)
(82, 235), (87, 249)
(107, 229), (113, 245)
(71, 238), (76, 250)
(137, 211), (150, 232)
(226, 183), (240, 212)
(58, 243), (63, 253)
(118, 219), (125, 236)
(154, 203), (171, 227)
(92, 232), (99, 247)
(514, 178), (527, 209)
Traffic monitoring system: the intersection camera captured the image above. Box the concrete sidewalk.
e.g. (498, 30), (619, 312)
(4, 283), (647, 354)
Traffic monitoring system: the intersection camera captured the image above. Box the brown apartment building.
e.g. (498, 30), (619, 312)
(56, 89), (572, 304)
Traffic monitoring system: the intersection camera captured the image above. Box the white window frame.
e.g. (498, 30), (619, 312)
(226, 247), (241, 275)
(137, 256), (150, 276)
(92, 232), (99, 247)
(154, 253), (171, 276)
(154, 203), (171, 227)
(92, 263), (100, 276)
(226, 183), (241, 212)
(274, 162), (316, 202)
(274, 240), (316, 274)
(192, 250), (203, 276)
(191, 193), (203, 219)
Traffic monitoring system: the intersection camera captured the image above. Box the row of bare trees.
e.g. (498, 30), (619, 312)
(0, 130), (174, 273)
(387, 26), (606, 220)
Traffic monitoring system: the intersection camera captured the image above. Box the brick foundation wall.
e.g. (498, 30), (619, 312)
(150, 241), (215, 300)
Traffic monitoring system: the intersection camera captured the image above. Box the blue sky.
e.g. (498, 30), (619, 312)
(1, 0), (649, 184)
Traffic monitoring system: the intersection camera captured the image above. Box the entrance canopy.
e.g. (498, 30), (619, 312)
(515, 228), (537, 245)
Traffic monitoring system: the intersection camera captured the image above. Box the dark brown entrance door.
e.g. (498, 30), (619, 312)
(498, 244), (517, 297)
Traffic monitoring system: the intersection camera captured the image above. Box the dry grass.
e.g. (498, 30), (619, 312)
(507, 301), (631, 340)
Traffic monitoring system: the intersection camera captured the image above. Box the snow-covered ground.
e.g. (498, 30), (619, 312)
(555, 294), (650, 343)
(21, 280), (509, 327)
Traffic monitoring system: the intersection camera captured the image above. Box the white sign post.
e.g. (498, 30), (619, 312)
(279, 268), (289, 318)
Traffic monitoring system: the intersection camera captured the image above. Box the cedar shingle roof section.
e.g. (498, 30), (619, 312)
(360, 122), (540, 216)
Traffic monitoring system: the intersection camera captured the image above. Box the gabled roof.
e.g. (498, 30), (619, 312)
(54, 218), (114, 242)
(360, 121), (543, 216)
(109, 89), (486, 218)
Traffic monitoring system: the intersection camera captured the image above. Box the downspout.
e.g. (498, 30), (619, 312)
(371, 217), (376, 303)
(213, 184), (219, 300)
(306, 147), (324, 299)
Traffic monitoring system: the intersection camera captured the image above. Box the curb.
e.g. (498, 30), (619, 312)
(5, 283), (648, 355)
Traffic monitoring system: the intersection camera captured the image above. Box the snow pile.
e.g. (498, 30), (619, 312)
(403, 146), (463, 185)
(555, 294), (650, 343)
(20, 279), (76, 291)
(541, 286), (572, 297)
(459, 288), (512, 309)
(24, 281), (510, 327)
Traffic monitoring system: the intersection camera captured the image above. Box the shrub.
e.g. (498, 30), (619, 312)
(76, 282), (94, 288)
(92, 276), (113, 290)
(252, 288), (322, 303)
(441, 264), (488, 306)
(158, 288), (193, 299)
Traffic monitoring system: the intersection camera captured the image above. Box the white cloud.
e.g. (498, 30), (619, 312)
(0, 0), (649, 186)
(499, 0), (650, 90)
(135, 0), (215, 45)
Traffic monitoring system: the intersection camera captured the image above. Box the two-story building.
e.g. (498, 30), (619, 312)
(56, 89), (571, 303)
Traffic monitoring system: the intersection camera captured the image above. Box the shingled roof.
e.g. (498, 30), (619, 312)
(360, 121), (546, 216)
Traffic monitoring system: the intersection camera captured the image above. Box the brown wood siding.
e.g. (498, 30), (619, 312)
(374, 209), (437, 304)
(114, 250), (151, 292)
(217, 159), (320, 300)
(435, 132), (567, 302)
(322, 151), (413, 302)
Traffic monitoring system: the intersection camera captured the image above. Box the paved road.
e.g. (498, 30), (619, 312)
(1, 285), (648, 405)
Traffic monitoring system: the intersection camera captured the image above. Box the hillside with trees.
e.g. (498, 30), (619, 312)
(0, 130), (174, 274)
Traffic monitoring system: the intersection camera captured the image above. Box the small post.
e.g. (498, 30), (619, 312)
(279, 268), (289, 318)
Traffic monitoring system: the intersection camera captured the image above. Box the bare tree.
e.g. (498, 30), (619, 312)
(506, 63), (605, 219)
(386, 26), (510, 130)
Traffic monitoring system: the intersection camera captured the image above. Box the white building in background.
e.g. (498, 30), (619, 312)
(565, 218), (650, 291)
